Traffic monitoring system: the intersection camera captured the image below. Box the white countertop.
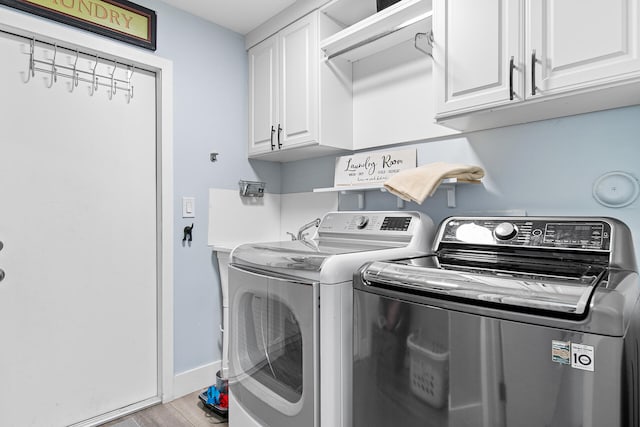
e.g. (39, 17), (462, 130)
(208, 243), (236, 253)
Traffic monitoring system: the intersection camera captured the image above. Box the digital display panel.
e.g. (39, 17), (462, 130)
(381, 216), (411, 231)
(544, 223), (603, 247)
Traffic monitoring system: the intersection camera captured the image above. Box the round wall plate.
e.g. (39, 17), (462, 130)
(592, 171), (639, 208)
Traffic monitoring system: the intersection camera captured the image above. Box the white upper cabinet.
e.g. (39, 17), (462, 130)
(526, 0), (640, 96)
(248, 12), (352, 162)
(433, 0), (522, 115)
(278, 15), (319, 149)
(434, 0), (640, 130)
(248, 35), (278, 155)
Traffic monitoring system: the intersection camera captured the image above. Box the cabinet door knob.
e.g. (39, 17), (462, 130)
(277, 124), (282, 149)
(270, 126), (276, 150)
(531, 49), (537, 96)
(509, 56), (515, 101)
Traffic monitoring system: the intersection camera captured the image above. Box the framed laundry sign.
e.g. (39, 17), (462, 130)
(334, 148), (416, 187)
(0, 0), (157, 50)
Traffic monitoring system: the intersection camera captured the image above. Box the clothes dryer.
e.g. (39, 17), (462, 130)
(228, 211), (436, 427)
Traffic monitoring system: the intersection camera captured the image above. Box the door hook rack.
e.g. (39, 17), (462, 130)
(24, 36), (135, 102)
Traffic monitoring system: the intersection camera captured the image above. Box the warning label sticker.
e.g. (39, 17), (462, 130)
(551, 340), (571, 365)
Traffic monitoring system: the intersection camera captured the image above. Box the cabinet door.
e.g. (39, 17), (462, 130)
(278, 13), (318, 149)
(248, 35), (278, 155)
(434, 0), (522, 116)
(527, 0), (640, 97)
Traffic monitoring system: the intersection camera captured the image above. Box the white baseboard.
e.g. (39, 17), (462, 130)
(172, 361), (220, 400)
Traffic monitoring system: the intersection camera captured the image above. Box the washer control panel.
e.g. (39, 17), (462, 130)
(440, 218), (612, 251)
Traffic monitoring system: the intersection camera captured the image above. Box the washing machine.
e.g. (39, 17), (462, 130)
(227, 211), (436, 427)
(353, 216), (640, 426)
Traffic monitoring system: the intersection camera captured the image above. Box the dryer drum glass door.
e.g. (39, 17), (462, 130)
(229, 266), (317, 426)
(237, 292), (303, 402)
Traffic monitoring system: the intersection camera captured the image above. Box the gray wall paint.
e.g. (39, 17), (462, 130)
(282, 105), (640, 263)
(133, 0), (281, 373)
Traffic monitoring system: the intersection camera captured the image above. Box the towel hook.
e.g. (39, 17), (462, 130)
(126, 65), (134, 103)
(89, 54), (99, 96)
(70, 49), (79, 92)
(25, 36), (35, 83)
(109, 59), (117, 99)
(48, 43), (58, 88)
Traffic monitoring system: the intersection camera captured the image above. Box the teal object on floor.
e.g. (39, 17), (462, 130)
(206, 385), (221, 405)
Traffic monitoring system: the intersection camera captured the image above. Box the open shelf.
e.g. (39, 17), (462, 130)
(320, 0), (432, 62)
(314, 178), (460, 209)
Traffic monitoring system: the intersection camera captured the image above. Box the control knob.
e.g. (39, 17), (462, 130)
(494, 222), (518, 240)
(355, 215), (369, 229)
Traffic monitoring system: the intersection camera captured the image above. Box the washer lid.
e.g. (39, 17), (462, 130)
(231, 239), (392, 273)
(361, 259), (604, 318)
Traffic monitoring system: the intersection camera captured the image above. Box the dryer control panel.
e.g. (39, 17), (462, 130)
(319, 211), (417, 234)
(317, 211), (435, 246)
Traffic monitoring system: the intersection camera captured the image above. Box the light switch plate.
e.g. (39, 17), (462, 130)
(182, 197), (195, 218)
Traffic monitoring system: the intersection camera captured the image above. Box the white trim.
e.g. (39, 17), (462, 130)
(245, 0), (329, 49)
(0, 3), (175, 404)
(173, 361), (220, 400)
(71, 397), (161, 427)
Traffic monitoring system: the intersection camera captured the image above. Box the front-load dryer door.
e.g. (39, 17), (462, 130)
(229, 265), (318, 427)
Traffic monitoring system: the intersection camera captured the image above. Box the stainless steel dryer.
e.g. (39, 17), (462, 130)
(353, 216), (640, 427)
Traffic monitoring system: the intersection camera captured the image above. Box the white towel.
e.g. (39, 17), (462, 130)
(384, 162), (484, 204)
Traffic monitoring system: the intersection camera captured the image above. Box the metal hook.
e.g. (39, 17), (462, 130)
(109, 59), (117, 99)
(25, 36), (35, 83)
(70, 49), (79, 92)
(126, 65), (134, 103)
(48, 43), (58, 88)
(89, 54), (99, 96)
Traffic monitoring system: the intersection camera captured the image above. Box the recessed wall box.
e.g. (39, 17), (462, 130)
(238, 180), (265, 198)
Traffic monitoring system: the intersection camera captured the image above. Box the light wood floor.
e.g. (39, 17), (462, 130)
(101, 390), (228, 427)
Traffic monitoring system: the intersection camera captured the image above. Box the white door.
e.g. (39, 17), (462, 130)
(434, 0), (522, 116)
(278, 13), (318, 150)
(248, 34), (279, 156)
(0, 33), (158, 426)
(527, 0), (640, 97)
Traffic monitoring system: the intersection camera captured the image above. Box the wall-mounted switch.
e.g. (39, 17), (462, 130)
(182, 197), (195, 218)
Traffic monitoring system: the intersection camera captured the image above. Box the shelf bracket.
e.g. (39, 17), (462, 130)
(440, 183), (456, 208)
(340, 190), (365, 210)
(414, 31), (433, 57)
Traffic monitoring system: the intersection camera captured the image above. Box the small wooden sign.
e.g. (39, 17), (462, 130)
(334, 148), (416, 187)
(0, 0), (157, 50)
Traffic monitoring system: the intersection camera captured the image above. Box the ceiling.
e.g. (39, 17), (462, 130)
(159, 0), (298, 34)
